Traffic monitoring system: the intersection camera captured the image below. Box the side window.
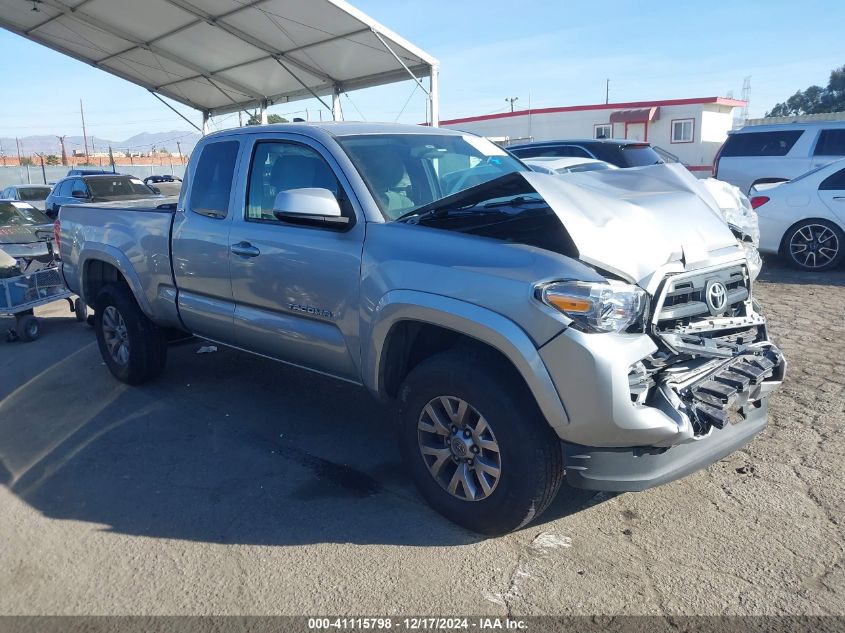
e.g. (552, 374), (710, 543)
(671, 119), (695, 143)
(57, 180), (73, 197)
(813, 129), (845, 156)
(71, 178), (87, 196)
(720, 130), (803, 157)
(246, 141), (343, 222)
(189, 141), (239, 218)
(819, 168), (845, 191)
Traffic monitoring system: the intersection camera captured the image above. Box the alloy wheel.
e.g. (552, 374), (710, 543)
(417, 396), (502, 501)
(789, 223), (840, 269)
(102, 305), (130, 366)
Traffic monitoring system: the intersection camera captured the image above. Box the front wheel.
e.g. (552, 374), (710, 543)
(783, 219), (844, 271)
(94, 283), (167, 384)
(398, 349), (563, 535)
(15, 314), (40, 342)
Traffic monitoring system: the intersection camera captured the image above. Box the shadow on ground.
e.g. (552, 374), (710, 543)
(0, 330), (601, 547)
(758, 256), (845, 287)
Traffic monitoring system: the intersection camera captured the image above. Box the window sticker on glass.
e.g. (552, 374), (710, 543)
(130, 178), (144, 185)
(10, 201), (32, 209)
(462, 135), (507, 157)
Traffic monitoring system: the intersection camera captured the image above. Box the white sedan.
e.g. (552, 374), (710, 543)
(522, 157), (618, 175)
(750, 158), (845, 271)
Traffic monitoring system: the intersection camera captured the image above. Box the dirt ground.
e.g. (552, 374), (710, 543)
(0, 258), (842, 616)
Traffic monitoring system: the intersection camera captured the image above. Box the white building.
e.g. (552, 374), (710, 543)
(441, 97), (746, 175)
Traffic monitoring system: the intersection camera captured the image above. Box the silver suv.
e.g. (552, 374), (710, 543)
(715, 121), (845, 193)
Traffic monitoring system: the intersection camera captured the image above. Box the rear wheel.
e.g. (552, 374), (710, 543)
(783, 219), (844, 271)
(398, 349), (563, 535)
(74, 297), (88, 322)
(94, 283), (167, 384)
(15, 314), (40, 342)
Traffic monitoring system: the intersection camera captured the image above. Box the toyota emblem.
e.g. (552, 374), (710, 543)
(705, 279), (728, 315)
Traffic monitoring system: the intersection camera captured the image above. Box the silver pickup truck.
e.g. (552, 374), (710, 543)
(59, 123), (785, 535)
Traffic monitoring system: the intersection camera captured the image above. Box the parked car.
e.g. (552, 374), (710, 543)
(45, 174), (162, 218)
(508, 138), (664, 168)
(67, 168), (117, 176)
(0, 184), (53, 211)
(523, 157), (619, 174)
(714, 121), (845, 194)
(59, 123), (785, 535)
(144, 174), (183, 196)
(0, 200), (55, 266)
(749, 158), (845, 271)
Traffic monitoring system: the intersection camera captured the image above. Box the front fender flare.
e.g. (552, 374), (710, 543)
(363, 290), (570, 436)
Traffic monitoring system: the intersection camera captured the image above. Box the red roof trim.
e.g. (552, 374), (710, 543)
(440, 97), (747, 126)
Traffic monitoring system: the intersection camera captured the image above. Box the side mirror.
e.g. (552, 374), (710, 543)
(272, 188), (349, 228)
(71, 189), (88, 198)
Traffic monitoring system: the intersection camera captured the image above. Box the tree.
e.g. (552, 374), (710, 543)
(20, 157), (33, 166)
(246, 113), (288, 125)
(45, 154), (60, 165)
(767, 64), (845, 116)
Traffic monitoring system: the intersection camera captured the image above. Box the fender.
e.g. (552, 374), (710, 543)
(363, 289), (570, 436)
(78, 243), (154, 317)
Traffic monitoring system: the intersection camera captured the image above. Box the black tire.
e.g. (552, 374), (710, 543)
(74, 297), (88, 322)
(94, 283), (167, 384)
(398, 348), (563, 535)
(781, 219), (844, 271)
(15, 315), (39, 342)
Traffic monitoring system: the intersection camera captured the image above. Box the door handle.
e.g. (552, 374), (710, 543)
(230, 241), (260, 257)
(832, 196), (845, 201)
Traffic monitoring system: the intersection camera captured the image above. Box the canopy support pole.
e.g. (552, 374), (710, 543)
(202, 111), (210, 135)
(429, 65), (440, 127)
(149, 90), (202, 133)
(260, 99), (268, 125)
(274, 58), (333, 113)
(332, 85), (343, 121)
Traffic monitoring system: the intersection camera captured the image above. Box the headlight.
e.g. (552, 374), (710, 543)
(742, 241), (762, 282)
(536, 281), (648, 333)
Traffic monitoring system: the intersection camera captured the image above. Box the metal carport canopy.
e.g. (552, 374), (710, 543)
(0, 0), (440, 129)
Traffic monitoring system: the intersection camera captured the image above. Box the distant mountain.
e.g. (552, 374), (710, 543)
(0, 131), (201, 156)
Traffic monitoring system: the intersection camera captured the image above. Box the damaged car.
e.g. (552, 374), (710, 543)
(58, 123), (785, 535)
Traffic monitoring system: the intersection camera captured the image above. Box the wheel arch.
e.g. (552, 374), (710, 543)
(79, 246), (153, 318)
(364, 290), (569, 436)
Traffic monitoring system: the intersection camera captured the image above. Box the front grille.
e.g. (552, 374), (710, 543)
(655, 265), (749, 330)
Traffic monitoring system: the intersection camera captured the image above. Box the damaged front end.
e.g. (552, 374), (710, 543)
(632, 262), (785, 442)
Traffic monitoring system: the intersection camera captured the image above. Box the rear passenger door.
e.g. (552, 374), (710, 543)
(818, 166), (845, 226)
(228, 135), (364, 381)
(171, 139), (242, 343)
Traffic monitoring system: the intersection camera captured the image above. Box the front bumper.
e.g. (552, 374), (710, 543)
(562, 396), (769, 491)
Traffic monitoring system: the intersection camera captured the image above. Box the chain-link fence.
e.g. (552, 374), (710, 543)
(0, 164), (188, 189)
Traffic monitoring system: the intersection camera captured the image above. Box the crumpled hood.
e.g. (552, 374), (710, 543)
(523, 164), (742, 283)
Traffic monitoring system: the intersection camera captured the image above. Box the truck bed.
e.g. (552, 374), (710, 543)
(59, 198), (181, 327)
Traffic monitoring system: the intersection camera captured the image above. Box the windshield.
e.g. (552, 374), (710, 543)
(590, 143), (663, 167)
(337, 133), (527, 220)
(87, 177), (158, 199)
(18, 187), (51, 201)
(0, 202), (50, 226)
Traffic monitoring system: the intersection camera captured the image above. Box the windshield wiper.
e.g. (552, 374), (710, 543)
(396, 194), (544, 224)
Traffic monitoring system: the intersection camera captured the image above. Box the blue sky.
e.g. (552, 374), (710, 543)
(0, 0), (842, 141)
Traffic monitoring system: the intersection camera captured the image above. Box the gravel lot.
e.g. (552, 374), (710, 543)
(0, 259), (842, 616)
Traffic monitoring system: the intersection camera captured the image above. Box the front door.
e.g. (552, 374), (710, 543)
(625, 122), (647, 142)
(228, 137), (364, 382)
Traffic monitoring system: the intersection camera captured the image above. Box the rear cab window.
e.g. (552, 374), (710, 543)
(188, 140), (240, 218)
(721, 130), (803, 157)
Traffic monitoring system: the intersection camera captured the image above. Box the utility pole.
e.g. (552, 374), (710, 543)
(108, 146), (116, 173)
(57, 135), (68, 166)
(0, 139), (5, 166)
(176, 141), (184, 164)
(16, 138), (30, 184)
(34, 153), (47, 184)
(505, 97), (518, 113)
(605, 79), (610, 104)
(80, 99), (90, 164)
